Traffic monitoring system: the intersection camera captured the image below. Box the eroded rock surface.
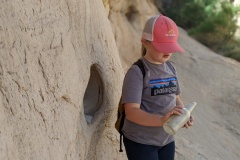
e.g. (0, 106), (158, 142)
(0, 0), (124, 160)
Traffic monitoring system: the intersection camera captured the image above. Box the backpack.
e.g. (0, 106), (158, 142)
(115, 59), (146, 152)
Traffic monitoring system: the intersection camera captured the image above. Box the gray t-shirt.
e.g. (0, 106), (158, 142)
(122, 57), (181, 147)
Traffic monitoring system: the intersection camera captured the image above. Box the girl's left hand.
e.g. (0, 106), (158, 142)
(183, 115), (194, 128)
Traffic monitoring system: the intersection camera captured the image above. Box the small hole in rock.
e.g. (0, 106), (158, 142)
(83, 64), (104, 124)
(125, 6), (138, 22)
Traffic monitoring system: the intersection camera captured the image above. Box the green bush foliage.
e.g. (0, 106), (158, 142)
(162, 0), (240, 62)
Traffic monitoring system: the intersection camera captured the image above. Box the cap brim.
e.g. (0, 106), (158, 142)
(152, 42), (185, 53)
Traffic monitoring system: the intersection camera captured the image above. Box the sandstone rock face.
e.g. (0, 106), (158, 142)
(0, 0), (124, 160)
(109, 0), (159, 72)
(110, 1), (240, 160)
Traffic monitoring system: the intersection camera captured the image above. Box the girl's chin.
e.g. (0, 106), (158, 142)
(147, 56), (169, 64)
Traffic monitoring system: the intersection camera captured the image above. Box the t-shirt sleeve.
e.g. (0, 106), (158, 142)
(122, 65), (143, 104)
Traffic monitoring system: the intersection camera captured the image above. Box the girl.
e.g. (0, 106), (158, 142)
(121, 15), (194, 160)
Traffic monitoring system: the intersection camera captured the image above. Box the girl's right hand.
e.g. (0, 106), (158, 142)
(162, 106), (184, 123)
(170, 105), (184, 116)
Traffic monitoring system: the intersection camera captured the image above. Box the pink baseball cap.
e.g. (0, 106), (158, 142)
(142, 15), (184, 53)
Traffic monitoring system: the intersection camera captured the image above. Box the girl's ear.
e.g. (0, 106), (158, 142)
(141, 39), (150, 47)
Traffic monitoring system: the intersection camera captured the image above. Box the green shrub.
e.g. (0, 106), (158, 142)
(189, 2), (239, 50)
(224, 39), (240, 61)
(162, 0), (240, 62)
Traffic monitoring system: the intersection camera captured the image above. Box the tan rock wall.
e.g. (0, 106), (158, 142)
(0, 0), (124, 159)
(109, 0), (159, 71)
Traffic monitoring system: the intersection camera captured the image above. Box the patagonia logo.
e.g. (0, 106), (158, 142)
(150, 77), (177, 96)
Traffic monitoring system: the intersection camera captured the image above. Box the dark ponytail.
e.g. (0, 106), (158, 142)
(141, 45), (146, 57)
(141, 39), (151, 57)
